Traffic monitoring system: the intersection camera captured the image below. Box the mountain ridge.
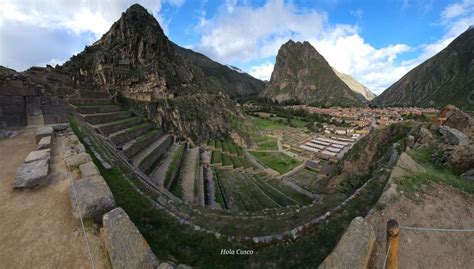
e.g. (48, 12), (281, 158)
(373, 27), (474, 110)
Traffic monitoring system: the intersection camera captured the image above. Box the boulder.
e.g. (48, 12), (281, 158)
(69, 175), (115, 222)
(407, 135), (415, 148)
(35, 126), (54, 143)
(14, 158), (49, 188)
(79, 161), (100, 178)
(461, 169), (474, 181)
(397, 152), (425, 173)
(65, 152), (92, 168)
(102, 207), (159, 269)
(319, 217), (376, 269)
(439, 126), (468, 145)
(24, 149), (51, 163)
(440, 105), (474, 133)
(418, 127), (433, 144)
(36, 136), (52, 150)
(444, 144), (474, 172)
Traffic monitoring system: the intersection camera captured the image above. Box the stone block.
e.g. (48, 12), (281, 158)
(319, 217), (376, 269)
(79, 161), (100, 178)
(36, 136), (52, 150)
(35, 126), (54, 143)
(69, 175), (115, 222)
(24, 149), (51, 163)
(102, 207), (159, 269)
(65, 152), (92, 168)
(14, 158), (49, 188)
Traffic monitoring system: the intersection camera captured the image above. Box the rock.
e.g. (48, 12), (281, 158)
(24, 149), (51, 163)
(157, 263), (173, 269)
(397, 153), (425, 173)
(407, 135), (415, 148)
(445, 144), (474, 172)
(52, 123), (69, 132)
(14, 158), (49, 188)
(65, 152), (92, 168)
(35, 126), (54, 143)
(319, 217), (376, 269)
(102, 207), (159, 269)
(439, 126), (468, 145)
(79, 161), (100, 178)
(439, 105), (474, 133)
(69, 175), (115, 222)
(378, 183), (398, 206)
(36, 136), (52, 150)
(418, 127), (433, 145)
(461, 169), (474, 181)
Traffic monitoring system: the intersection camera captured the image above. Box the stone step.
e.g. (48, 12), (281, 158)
(83, 111), (132, 125)
(69, 98), (114, 106)
(122, 129), (163, 159)
(74, 105), (122, 114)
(109, 123), (152, 146)
(79, 90), (110, 99)
(96, 117), (143, 136)
(133, 134), (173, 173)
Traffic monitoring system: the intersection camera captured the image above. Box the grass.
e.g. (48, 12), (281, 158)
(69, 116), (246, 268)
(252, 135), (278, 150)
(164, 144), (185, 189)
(249, 151), (301, 174)
(250, 116), (286, 129)
(212, 168), (227, 209)
(222, 154), (233, 167)
(211, 151), (222, 164)
(399, 147), (474, 195)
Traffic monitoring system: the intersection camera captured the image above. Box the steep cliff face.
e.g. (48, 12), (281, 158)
(260, 40), (363, 107)
(332, 67), (376, 101)
(373, 27), (474, 110)
(173, 44), (265, 97)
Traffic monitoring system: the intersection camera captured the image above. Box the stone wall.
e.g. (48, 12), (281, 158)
(0, 96), (27, 127)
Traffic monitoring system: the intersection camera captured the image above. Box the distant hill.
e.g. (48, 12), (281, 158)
(173, 44), (265, 97)
(373, 27), (474, 110)
(260, 40), (363, 107)
(332, 67), (376, 101)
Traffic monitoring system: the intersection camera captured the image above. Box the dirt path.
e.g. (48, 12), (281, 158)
(367, 184), (474, 268)
(181, 148), (199, 203)
(0, 128), (109, 269)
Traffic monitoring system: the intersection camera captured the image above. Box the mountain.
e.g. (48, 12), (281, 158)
(58, 4), (249, 141)
(373, 27), (474, 110)
(173, 44), (265, 97)
(332, 67), (376, 101)
(260, 40), (363, 107)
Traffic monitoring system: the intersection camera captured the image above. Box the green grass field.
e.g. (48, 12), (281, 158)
(250, 116), (286, 129)
(252, 135), (278, 150)
(249, 151), (301, 174)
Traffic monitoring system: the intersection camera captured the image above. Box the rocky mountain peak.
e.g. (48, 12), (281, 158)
(261, 40), (363, 107)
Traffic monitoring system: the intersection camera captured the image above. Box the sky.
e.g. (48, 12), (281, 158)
(0, 0), (473, 94)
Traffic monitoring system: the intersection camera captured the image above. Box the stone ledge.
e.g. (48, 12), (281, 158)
(102, 207), (159, 269)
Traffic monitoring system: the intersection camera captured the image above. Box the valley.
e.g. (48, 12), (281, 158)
(1, 2), (473, 269)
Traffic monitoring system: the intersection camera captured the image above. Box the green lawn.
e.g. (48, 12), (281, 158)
(250, 116), (286, 129)
(252, 135), (279, 150)
(249, 151), (301, 174)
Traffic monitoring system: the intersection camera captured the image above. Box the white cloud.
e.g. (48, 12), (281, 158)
(193, 0), (327, 63)
(0, 0), (183, 36)
(441, 0), (473, 20)
(0, 0), (181, 71)
(249, 61), (274, 81)
(350, 8), (363, 20)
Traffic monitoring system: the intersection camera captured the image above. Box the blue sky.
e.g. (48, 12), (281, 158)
(1, 0), (473, 94)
